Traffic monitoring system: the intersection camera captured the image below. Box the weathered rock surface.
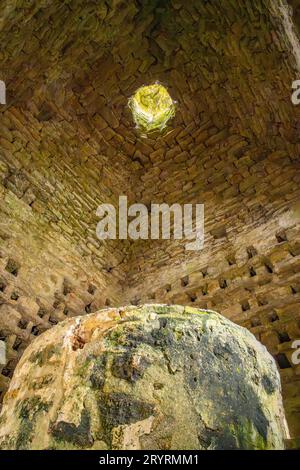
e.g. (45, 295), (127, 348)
(0, 305), (289, 450)
(0, 342), (6, 366)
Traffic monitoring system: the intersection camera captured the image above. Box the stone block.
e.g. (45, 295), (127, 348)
(0, 305), (288, 450)
(0, 341), (6, 365)
(16, 297), (40, 321)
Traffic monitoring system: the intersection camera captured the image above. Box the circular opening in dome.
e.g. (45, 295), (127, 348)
(129, 83), (176, 135)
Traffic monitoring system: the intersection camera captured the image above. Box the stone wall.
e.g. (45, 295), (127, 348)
(0, 0), (300, 441)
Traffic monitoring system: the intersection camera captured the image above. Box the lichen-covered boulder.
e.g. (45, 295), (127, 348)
(0, 305), (288, 450)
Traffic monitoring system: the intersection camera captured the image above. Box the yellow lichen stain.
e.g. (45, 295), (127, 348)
(184, 306), (209, 315)
(3, 388), (19, 402)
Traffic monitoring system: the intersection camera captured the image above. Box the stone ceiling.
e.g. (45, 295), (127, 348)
(1, 0), (300, 290)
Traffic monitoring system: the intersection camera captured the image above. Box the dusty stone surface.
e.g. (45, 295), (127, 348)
(0, 305), (288, 450)
(0, 342), (6, 366)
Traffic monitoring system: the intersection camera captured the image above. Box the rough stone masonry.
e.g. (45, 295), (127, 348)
(0, 0), (300, 447)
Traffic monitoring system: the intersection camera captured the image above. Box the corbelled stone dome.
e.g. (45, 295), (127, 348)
(0, 305), (288, 450)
